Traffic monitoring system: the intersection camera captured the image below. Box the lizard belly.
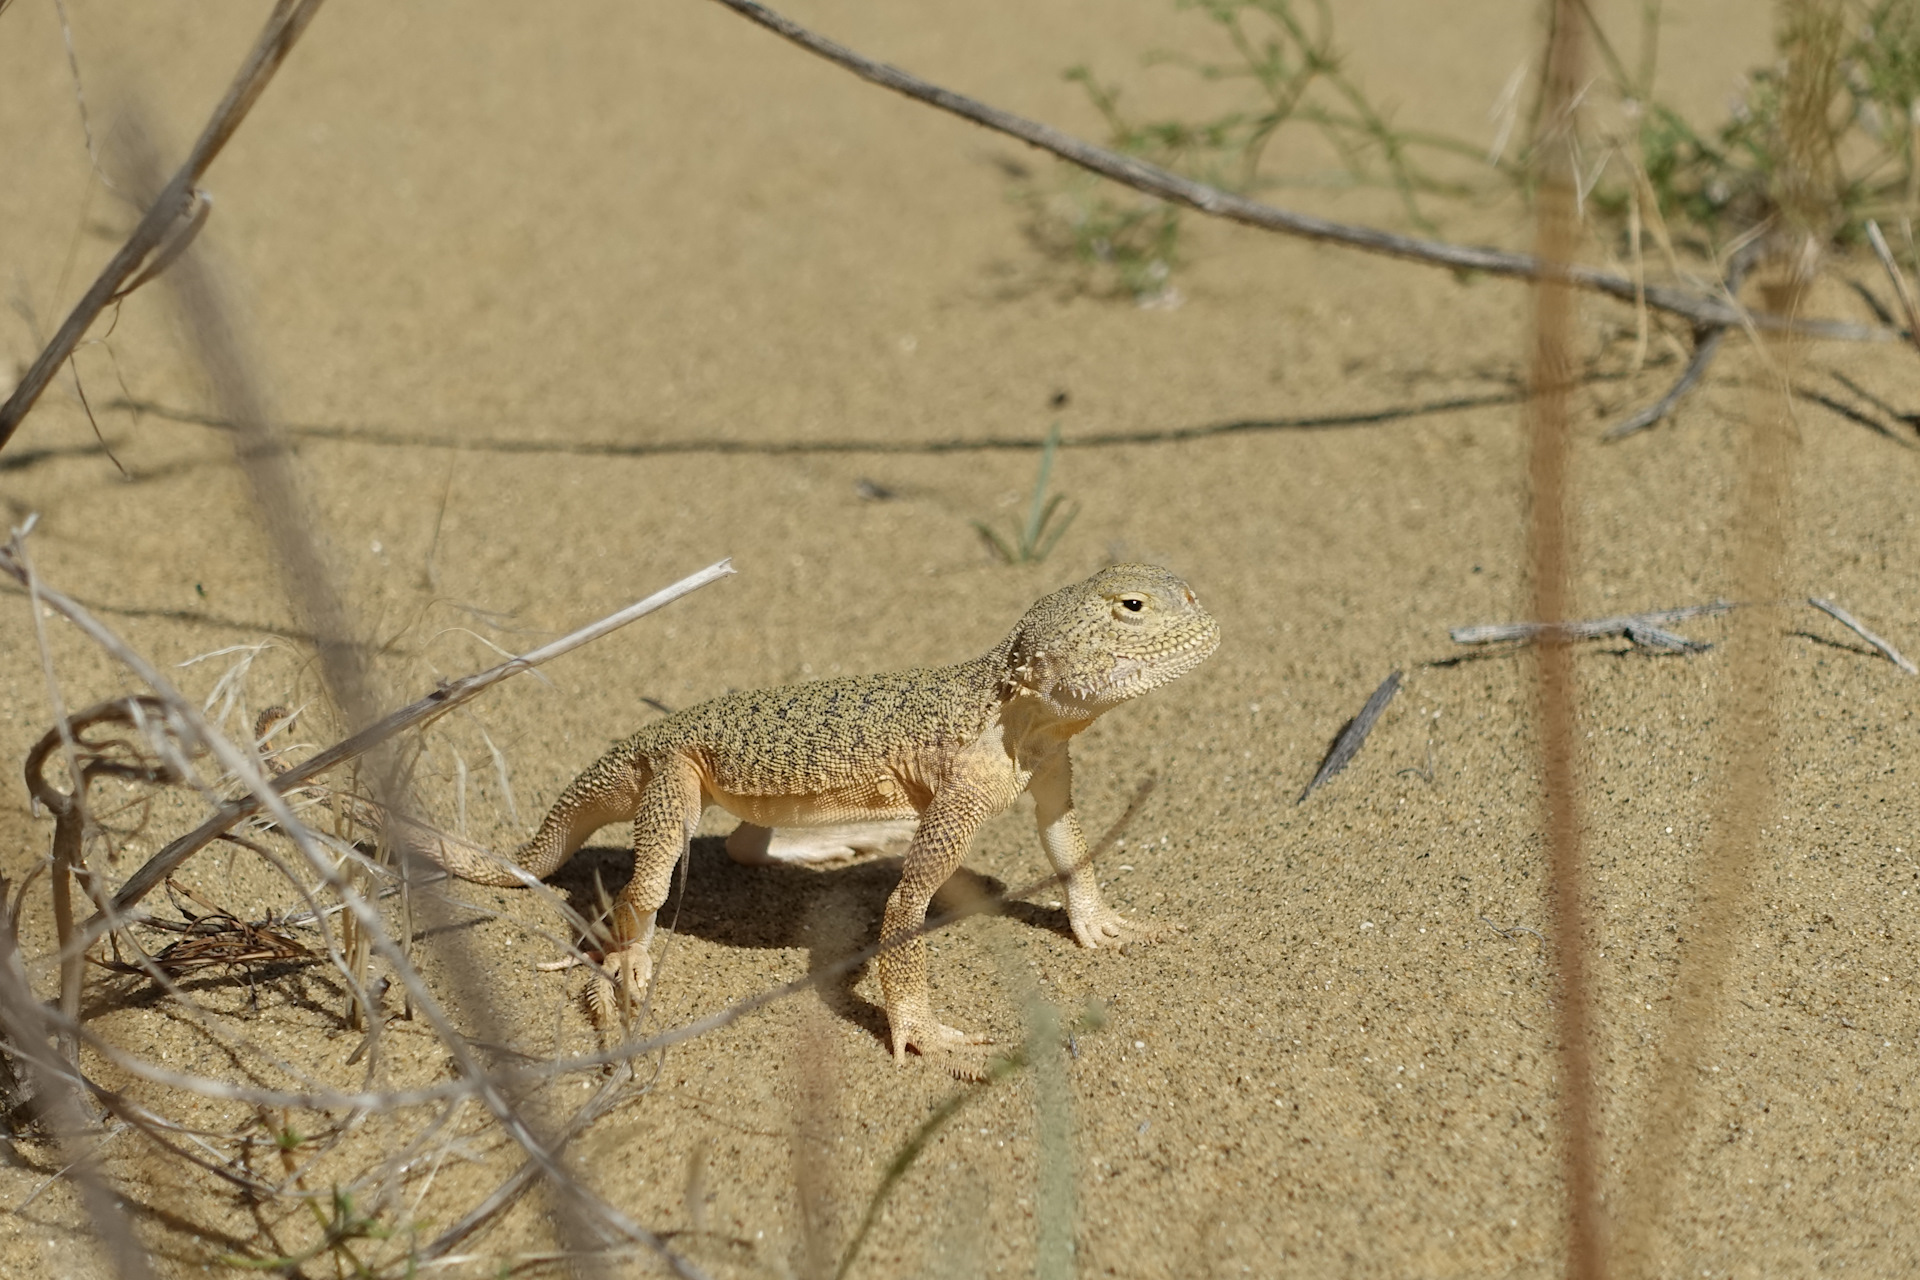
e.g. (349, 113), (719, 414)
(704, 777), (921, 829)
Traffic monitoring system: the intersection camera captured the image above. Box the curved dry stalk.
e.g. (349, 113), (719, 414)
(708, 0), (1894, 344)
(0, 0), (329, 452)
(1605, 241), (1768, 440)
(62, 557), (734, 929)
(1, 534), (713, 1276)
(0, 885), (158, 1280)
(22, 697), (187, 1024)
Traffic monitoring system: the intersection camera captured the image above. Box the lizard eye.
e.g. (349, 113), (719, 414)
(1119, 597), (1145, 612)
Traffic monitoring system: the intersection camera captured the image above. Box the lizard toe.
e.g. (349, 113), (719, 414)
(584, 942), (654, 1026)
(1072, 908), (1170, 950)
(892, 1014), (993, 1076)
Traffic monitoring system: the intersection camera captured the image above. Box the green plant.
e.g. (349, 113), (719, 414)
(1018, 0), (1488, 298)
(1584, 0), (1920, 247)
(974, 424), (1080, 566)
(222, 1185), (399, 1275)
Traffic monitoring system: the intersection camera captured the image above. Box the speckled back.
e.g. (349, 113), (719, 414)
(626, 657), (1005, 795)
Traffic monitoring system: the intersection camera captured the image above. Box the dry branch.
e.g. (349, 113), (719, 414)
(2, 534), (717, 1277)
(1808, 597), (1917, 674)
(1865, 221), (1920, 359)
(1297, 671), (1401, 803)
(78, 558), (732, 930)
(1450, 602), (1733, 651)
(1604, 241), (1766, 440)
(708, 0), (1895, 344)
(0, 0), (328, 453)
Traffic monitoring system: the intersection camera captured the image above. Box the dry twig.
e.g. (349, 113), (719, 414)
(1605, 241), (1768, 440)
(23, 697), (189, 1023)
(1450, 602), (1734, 651)
(1807, 597), (1917, 674)
(0, 0), (328, 452)
(1864, 220), (1920, 358)
(1298, 671), (1402, 803)
(707, 0), (1894, 344)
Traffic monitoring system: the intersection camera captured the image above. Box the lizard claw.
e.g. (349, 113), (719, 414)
(890, 1012), (993, 1079)
(1070, 906), (1170, 950)
(585, 941), (654, 1026)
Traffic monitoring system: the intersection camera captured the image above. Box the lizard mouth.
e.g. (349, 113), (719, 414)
(1060, 618), (1222, 707)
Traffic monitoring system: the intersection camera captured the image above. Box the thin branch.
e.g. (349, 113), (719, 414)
(1865, 220), (1920, 358)
(0, 884), (159, 1280)
(0, 549), (732, 941)
(417, 1065), (642, 1261)
(1604, 242), (1766, 440)
(1297, 670), (1401, 803)
(1, 537), (711, 1279)
(707, 0), (1895, 343)
(1807, 597), (1917, 674)
(0, 0), (328, 452)
(1602, 327), (1730, 440)
(1450, 601), (1733, 650)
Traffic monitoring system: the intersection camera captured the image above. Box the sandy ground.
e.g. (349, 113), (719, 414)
(2, 1), (1918, 1276)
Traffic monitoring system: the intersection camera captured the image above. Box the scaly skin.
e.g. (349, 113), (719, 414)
(428, 564), (1220, 1071)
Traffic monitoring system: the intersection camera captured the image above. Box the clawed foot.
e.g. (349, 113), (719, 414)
(890, 1011), (993, 1080)
(584, 941), (654, 1026)
(1070, 905), (1174, 951)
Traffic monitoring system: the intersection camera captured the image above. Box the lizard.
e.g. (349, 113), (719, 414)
(426, 563), (1220, 1069)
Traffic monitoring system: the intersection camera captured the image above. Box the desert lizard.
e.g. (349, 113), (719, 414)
(429, 564), (1220, 1068)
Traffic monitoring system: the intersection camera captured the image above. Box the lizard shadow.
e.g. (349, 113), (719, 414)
(554, 837), (1068, 1049)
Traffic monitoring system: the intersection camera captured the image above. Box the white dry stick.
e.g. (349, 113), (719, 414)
(87, 557), (735, 924)
(1450, 602), (1734, 651)
(0, 537), (715, 1279)
(1865, 221), (1920, 359)
(1807, 598), (1918, 675)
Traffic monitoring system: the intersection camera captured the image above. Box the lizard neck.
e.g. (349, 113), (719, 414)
(997, 687), (1096, 751)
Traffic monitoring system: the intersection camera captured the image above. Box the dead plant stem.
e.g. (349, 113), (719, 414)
(706, 0), (1891, 344)
(0, 0), (329, 451)
(1528, 7), (1607, 1278)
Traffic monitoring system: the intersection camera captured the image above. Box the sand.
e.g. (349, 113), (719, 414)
(2, 1), (1917, 1276)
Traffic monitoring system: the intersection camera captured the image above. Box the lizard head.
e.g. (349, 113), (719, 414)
(1000, 564), (1220, 716)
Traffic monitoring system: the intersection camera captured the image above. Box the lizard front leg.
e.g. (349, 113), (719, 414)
(877, 789), (995, 1072)
(1031, 747), (1158, 948)
(591, 752), (702, 1024)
